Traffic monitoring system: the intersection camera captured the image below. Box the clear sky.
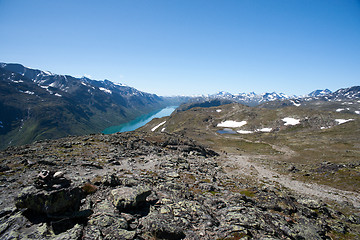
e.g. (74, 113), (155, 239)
(0, 0), (359, 96)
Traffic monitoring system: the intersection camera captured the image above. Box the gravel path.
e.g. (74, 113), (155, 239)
(223, 154), (360, 209)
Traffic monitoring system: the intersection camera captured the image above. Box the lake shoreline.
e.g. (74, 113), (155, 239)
(102, 106), (178, 134)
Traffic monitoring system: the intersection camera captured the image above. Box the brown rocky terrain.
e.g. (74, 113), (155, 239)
(0, 130), (359, 239)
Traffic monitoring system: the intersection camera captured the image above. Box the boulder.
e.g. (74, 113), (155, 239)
(111, 185), (151, 210)
(298, 198), (322, 209)
(15, 186), (83, 215)
(142, 213), (186, 240)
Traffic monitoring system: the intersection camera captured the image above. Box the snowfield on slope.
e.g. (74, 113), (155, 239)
(152, 121), (166, 131)
(217, 120), (247, 128)
(282, 117), (300, 126)
(99, 87), (112, 94)
(237, 130), (254, 134)
(335, 119), (354, 125)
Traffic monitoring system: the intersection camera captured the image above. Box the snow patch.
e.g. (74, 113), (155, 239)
(217, 120), (247, 128)
(19, 90), (35, 95)
(335, 119), (354, 125)
(290, 100), (301, 107)
(55, 93), (62, 97)
(216, 109), (222, 112)
(114, 82), (127, 87)
(161, 128), (166, 132)
(11, 80), (24, 83)
(152, 121), (166, 132)
(237, 130), (254, 134)
(282, 117), (300, 126)
(42, 70), (53, 75)
(258, 128), (272, 132)
(24, 91), (35, 95)
(336, 108), (344, 112)
(355, 111), (360, 115)
(99, 87), (112, 94)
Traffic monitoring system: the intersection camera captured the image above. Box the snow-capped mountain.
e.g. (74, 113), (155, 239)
(0, 63), (170, 149)
(329, 86), (360, 100)
(207, 91), (296, 106)
(308, 89), (332, 98)
(0, 63), (158, 99)
(198, 87), (359, 109)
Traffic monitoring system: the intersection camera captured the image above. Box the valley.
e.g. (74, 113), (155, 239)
(1, 63), (360, 239)
(102, 106), (178, 134)
(0, 63), (181, 149)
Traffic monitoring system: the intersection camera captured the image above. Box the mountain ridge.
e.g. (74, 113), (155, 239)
(0, 63), (175, 149)
(1, 62), (359, 149)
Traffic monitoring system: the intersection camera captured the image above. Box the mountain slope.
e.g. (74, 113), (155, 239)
(141, 99), (360, 193)
(0, 63), (170, 149)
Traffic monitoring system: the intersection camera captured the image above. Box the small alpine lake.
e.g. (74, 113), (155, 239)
(102, 106), (178, 134)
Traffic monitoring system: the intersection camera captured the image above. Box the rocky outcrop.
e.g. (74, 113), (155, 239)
(111, 186), (152, 210)
(0, 132), (359, 239)
(15, 186), (83, 215)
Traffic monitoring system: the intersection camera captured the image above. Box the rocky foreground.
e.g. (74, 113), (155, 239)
(0, 132), (359, 239)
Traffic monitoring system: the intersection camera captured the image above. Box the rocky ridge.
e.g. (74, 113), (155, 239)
(0, 132), (359, 239)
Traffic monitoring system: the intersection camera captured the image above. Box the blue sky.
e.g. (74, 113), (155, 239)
(0, 0), (359, 96)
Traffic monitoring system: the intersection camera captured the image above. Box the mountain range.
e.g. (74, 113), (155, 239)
(0, 63), (174, 149)
(1, 62), (359, 149)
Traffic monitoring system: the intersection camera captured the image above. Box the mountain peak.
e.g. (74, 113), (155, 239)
(308, 89), (332, 97)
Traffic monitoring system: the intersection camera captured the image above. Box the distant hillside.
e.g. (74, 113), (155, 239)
(259, 86), (360, 114)
(204, 91), (297, 106)
(0, 63), (175, 149)
(141, 101), (360, 193)
(194, 87), (358, 107)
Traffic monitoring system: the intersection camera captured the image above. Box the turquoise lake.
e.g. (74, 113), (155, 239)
(102, 106), (178, 134)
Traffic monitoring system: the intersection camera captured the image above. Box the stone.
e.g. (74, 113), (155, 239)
(298, 198), (322, 209)
(54, 223), (83, 240)
(287, 165), (299, 172)
(349, 214), (360, 224)
(88, 214), (128, 229)
(0, 165), (10, 172)
(15, 186), (83, 215)
(142, 214), (186, 240)
(111, 185), (152, 210)
(38, 170), (50, 179)
(54, 171), (65, 178)
(34, 170), (71, 190)
(167, 172), (180, 178)
(102, 173), (121, 187)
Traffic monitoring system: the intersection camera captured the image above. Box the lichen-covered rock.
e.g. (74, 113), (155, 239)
(15, 186), (83, 215)
(84, 216), (135, 240)
(111, 185), (151, 210)
(297, 198), (322, 209)
(53, 224), (83, 240)
(101, 173), (121, 187)
(142, 212), (186, 240)
(88, 214), (128, 229)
